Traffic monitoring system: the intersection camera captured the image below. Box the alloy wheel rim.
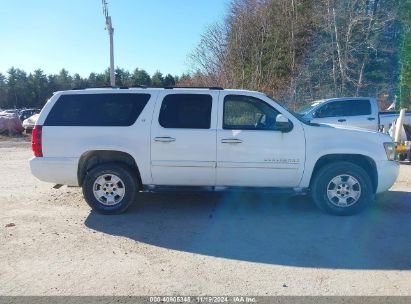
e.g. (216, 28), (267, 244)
(93, 174), (126, 206)
(326, 174), (361, 207)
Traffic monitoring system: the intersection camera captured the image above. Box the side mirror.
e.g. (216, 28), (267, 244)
(275, 114), (292, 132)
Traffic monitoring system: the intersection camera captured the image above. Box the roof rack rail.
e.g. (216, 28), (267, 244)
(163, 86), (224, 90)
(128, 86), (224, 90)
(71, 86), (129, 90)
(72, 86), (224, 90)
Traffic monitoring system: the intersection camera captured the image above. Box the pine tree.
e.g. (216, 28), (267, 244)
(399, 0), (411, 109)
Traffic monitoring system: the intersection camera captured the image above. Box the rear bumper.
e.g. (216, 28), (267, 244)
(29, 157), (79, 186)
(376, 160), (400, 193)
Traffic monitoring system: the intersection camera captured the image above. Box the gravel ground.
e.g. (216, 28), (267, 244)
(1, 139), (411, 296)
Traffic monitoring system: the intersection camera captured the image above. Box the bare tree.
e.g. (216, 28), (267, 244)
(186, 0), (400, 106)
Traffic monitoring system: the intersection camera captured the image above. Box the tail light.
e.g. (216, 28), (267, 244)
(32, 125), (43, 157)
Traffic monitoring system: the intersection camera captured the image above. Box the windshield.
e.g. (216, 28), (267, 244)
(265, 95), (312, 124)
(296, 101), (323, 115)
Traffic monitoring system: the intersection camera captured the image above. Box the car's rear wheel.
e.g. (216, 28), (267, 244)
(82, 163), (138, 214)
(311, 161), (374, 215)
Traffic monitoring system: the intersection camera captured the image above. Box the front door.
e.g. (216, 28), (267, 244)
(150, 91), (219, 186)
(216, 93), (305, 187)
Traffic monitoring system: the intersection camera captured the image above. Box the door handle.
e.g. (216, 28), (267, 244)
(367, 117), (375, 121)
(338, 119), (346, 122)
(221, 138), (243, 144)
(154, 137), (176, 143)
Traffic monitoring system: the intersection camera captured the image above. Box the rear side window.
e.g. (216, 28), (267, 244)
(44, 93), (150, 126)
(350, 100), (371, 115)
(159, 94), (212, 129)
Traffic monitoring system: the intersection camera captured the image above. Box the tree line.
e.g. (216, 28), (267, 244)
(182, 0), (411, 110)
(0, 68), (177, 109)
(1, 0), (410, 111)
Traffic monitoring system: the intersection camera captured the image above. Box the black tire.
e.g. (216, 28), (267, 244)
(82, 163), (139, 214)
(399, 153), (407, 161)
(311, 161), (374, 216)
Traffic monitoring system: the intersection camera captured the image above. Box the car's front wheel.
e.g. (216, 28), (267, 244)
(82, 163), (138, 214)
(311, 161), (374, 215)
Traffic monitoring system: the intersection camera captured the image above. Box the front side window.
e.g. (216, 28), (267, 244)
(159, 94), (212, 129)
(316, 101), (345, 118)
(44, 93), (151, 126)
(223, 95), (280, 130)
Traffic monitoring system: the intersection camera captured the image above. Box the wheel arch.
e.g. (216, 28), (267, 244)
(77, 150), (142, 187)
(309, 154), (378, 193)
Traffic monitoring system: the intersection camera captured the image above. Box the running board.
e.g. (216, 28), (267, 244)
(143, 185), (308, 195)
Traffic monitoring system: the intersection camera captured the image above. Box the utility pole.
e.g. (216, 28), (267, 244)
(102, 0), (115, 87)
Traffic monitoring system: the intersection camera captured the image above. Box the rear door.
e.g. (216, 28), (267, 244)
(343, 99), (377, 129)
(150, 91), (219, 186)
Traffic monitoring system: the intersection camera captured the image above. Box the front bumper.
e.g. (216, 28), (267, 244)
(23, 124), (34, 130)
(29, 157), (79, 186)
(376, 160), (400, 193)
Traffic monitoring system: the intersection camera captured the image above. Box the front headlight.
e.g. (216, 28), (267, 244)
(383, 142), (396, 161)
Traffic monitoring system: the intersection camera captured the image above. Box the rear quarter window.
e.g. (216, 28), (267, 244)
(44, 93), (151, 126)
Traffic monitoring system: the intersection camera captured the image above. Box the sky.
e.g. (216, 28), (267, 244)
(0, 0), (229, 78)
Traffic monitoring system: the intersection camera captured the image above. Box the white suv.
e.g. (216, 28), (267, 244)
(30, 88), (399, 215)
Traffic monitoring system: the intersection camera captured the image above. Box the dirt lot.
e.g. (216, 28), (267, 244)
(1, 138), (411, 296)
